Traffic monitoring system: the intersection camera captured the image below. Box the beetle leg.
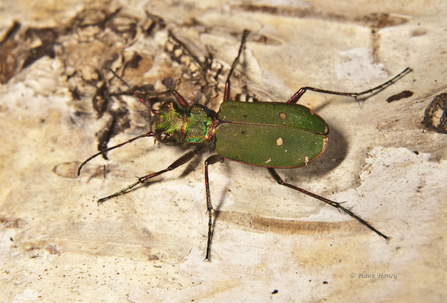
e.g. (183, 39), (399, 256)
(267, 168), (390, 242)
(224, 30), (250, 102)
(204, 154), (225, 261)
(110, 69), (189, 110)
(145, 89), (189, 110)
(287, 67), (412, 104)
(96, 147), (201, 205)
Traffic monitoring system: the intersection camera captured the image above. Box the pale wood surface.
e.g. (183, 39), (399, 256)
(1, 1), (446, 302)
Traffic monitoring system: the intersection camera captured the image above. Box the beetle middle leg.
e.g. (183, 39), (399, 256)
(97, 147), (201, 205)
(204, 154), (225, 261)
(267, 168), (390, 242)
(287, 67), (412, 104)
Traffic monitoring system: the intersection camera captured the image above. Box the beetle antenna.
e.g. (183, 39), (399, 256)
(110, 69), (155, 112)
(78, 132), (154, 176)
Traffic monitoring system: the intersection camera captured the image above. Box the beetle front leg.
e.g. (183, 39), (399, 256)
(145, 89), (189, 110)
(97, 147), (201, 205)
(110, 69), (189, 110)
(204, 154), (225, 261)
(267, 168), (390, 242)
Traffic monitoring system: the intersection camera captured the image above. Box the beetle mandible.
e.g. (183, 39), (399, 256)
(78, 30), (412, 260)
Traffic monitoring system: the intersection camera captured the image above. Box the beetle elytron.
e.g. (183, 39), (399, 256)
(78, 30), (412, 260)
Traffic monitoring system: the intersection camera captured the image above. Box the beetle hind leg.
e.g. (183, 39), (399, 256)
(267, 168), (390, 242)
(287, 67), (412, 104)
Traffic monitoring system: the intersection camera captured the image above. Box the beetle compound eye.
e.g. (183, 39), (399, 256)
(159, 132), (169, 141)
(161, 101), (176, 112)
(156, 130), (172, 143)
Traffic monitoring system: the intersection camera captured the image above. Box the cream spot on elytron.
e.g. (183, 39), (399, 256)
(265, 157), (272, 164)
(276, 137), (284, 146)
(279, 112), (287, 119)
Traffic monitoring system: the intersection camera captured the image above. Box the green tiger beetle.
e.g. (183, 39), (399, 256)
(78, 30), (412, 261)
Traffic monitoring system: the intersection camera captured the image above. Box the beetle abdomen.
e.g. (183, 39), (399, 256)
(214, 123), (327, 168)
(217, 101), (329, 135)
(214, 101), (328, 168)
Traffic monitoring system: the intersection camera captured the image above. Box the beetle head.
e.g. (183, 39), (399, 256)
(153, 101), (184, 143)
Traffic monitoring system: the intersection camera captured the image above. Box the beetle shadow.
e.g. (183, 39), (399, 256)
(278, 123), (349, 182)
(310, 93), (383, 114)
(311, 97), (351, 113)
(179, 148), (207, 178)
(206, 180), (230, 262)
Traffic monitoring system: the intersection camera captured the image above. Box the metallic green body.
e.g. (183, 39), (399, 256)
(154, 100), (328, 168)
(214, 101), (328, 168)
